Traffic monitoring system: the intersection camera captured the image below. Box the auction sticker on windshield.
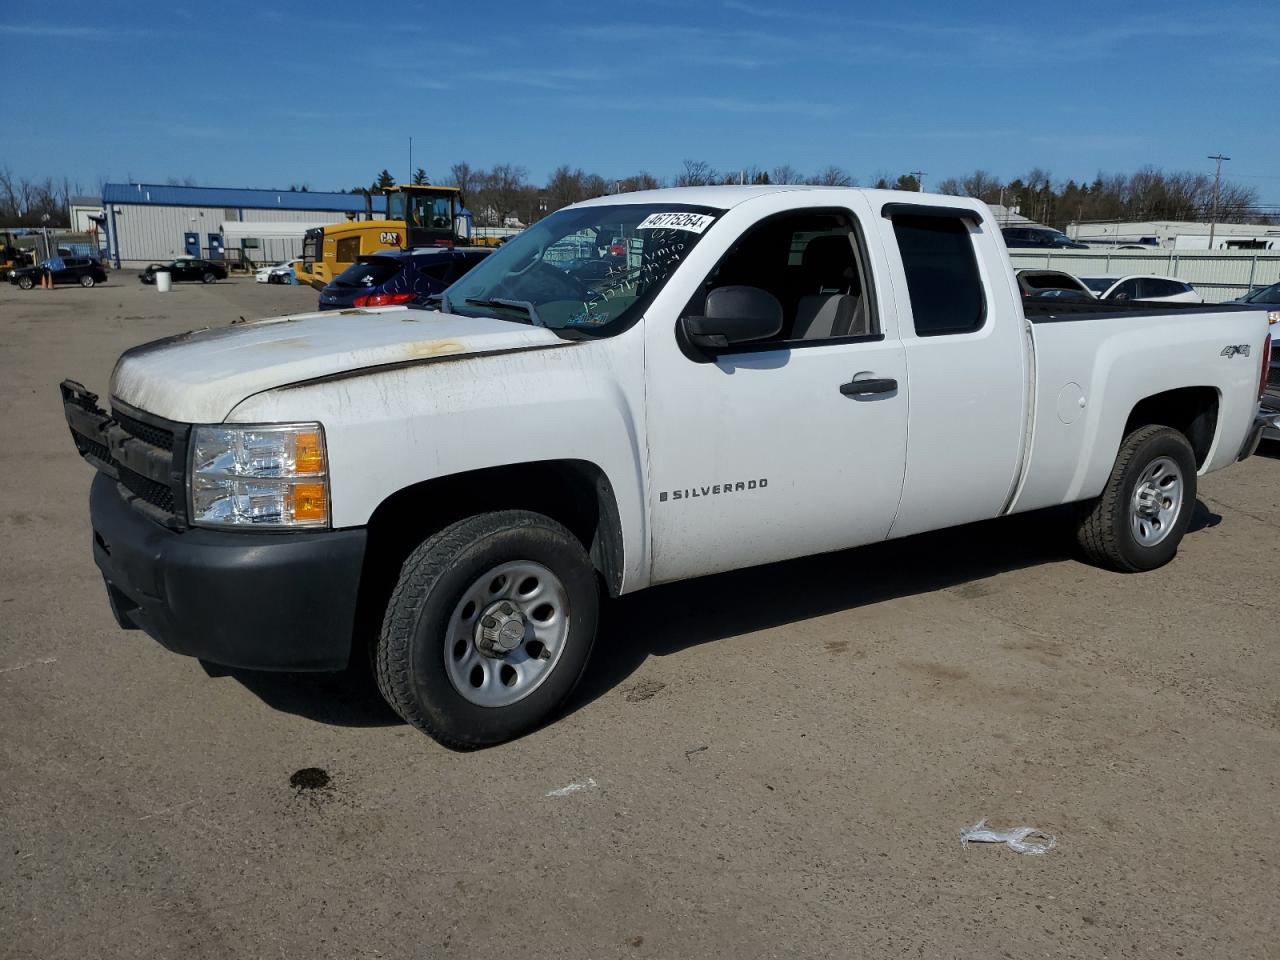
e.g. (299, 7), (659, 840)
(636, 212), (715, 233)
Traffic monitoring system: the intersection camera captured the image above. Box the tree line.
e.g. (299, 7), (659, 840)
(3, 160), (1266, 231)
(370, 160), (1267, 229)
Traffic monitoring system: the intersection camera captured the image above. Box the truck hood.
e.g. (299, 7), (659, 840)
(110, 306), (565, 423)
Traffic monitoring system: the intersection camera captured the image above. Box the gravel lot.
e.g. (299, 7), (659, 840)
(2, 274), (1278, 959)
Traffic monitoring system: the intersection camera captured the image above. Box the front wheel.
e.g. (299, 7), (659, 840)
(375, 510), (599, 749)
(80, 274), (96, 287)
(17, 275), (34, 290)
(202, 271), (216, 283)
(1076, 424), (1197, 572)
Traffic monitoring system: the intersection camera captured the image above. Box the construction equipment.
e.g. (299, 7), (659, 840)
(297, 184), (473, 289)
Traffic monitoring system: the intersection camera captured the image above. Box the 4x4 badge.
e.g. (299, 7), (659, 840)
(1221, 344), (1250, 358)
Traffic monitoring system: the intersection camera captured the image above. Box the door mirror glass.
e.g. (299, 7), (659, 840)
(682, 285), (783, 348)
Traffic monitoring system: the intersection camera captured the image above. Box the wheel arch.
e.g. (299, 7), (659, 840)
(1122, 385), (1220, 469)
(352, 460), (624, 646)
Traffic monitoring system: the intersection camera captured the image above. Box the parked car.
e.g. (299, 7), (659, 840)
(1234, 281), (1280, 307)
(1001, 226), (1089, 249)
(1015, 269), (1095, 302)
(59, 186), (1272, 748)
(9, 256), (108, 290)
(317, 248), (490, 311)
(1077, 275), (1201, 303)
(255, 260), (302, 284)
(138, 259), (227, 285)
(1248, 283), (1280, 440)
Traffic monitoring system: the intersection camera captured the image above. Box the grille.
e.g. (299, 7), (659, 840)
(114, 409), (174, 451)
(76, 435), (111, 464)
(118, 464), (176, 514)
(1268, 364), (1280, 389)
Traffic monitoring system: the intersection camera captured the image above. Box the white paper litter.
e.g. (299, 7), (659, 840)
(545, 778), (597, 798)
(960, 818), (1056, 855)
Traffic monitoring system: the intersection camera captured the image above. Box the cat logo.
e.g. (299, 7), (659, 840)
(379, 231), (402, 245)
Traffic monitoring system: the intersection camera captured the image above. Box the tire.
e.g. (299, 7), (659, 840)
(202, 271), (216, 283)
(80, 274), (96, 288)
(17, 275), (34, 290)
(375, 510), (599, 749)
(1076, 424), (1197, 572)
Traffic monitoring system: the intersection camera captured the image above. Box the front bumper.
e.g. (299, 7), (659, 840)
(90, 473), (367, 671)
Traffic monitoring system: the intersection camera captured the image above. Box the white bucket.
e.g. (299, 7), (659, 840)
(154, 270), (172, 293)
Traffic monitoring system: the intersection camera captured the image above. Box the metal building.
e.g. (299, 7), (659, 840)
(102, 183), (387, 267)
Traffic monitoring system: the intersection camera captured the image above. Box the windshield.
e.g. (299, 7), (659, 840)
(1078, 276), (1115, 294)
(333, 257), (401, 288)
(445, 203), (720, 336)
(1242, 282), (1280, 303)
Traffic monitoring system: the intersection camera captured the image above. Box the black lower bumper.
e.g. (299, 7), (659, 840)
(90, 474), (367, 671)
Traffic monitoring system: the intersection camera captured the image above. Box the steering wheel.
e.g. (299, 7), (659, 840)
(497, 259), (590, 302)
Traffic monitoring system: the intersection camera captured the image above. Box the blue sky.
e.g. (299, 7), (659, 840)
(4, 0), (1278, 204)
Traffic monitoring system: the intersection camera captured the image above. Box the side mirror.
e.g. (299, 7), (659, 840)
(682, 285), (783, 349)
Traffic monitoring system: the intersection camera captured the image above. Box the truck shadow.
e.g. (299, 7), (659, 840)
(565, 498), (1221, 715)
(215, 499), (1222, 731)
(204, 659), (401, 727)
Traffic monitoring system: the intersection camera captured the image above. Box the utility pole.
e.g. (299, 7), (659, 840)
(1207, 153), (1229, 250)
(408, 136), (413, 186)
(910, 170), (926, 192)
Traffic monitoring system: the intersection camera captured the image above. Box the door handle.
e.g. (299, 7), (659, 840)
(840, 377), (898, 397)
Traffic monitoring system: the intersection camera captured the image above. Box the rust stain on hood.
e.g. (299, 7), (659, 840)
(406, 339), (465, 358)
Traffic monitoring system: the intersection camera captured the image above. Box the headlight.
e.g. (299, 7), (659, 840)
(189, 423), (329, 528)
(1268, 310), (1278, 326)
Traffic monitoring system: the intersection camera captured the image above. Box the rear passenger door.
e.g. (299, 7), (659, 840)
(879, 206), (1029, 538)
(644, 199), (909, 583)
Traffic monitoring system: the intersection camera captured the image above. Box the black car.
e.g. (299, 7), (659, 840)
(318, 248), (491, 311)
(9, 257), (108, 290)
(138, 259), (227, 284)
(1001, 226), (1089, 250)
(1234, 281), (1280, 306)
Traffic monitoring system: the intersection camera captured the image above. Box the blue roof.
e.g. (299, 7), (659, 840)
(102, 182), (387, 213)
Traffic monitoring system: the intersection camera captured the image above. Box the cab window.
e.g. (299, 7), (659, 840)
(686, 210), (877, 345)
(335, 237), (361, 263)
(892, 215), (986, 336)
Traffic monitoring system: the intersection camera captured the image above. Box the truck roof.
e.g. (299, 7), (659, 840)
(572, 184), (988, 214)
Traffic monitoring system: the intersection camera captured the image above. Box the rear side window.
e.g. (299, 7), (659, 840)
(893, 215), (985, 336)
(333, 257), (401, 287)
(417, 260), (453, 281)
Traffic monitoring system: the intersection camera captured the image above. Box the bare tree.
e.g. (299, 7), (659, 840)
(770, 164), (802, 185)
(675, 159), (716, 187)
(807, 165), (854, 186)
(545, 165), (587, 211)
(471, 164), (528, 226)
(448, 161), (475, 200)
(617, 172), (662, 192)
(959, 170), (1003, 204)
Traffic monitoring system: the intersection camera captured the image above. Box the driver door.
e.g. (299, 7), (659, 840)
(643, 200), (909, 583)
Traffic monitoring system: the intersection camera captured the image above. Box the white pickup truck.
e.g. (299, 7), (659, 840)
(61, 186), (1273, 748)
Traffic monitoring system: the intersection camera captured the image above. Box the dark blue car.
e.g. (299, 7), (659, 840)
(318, 248), (490, 311)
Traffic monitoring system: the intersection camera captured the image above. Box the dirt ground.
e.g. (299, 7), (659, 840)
(1, 274), (1278, 959)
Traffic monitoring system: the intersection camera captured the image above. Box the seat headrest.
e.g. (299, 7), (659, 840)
(801, 235), (857, 289)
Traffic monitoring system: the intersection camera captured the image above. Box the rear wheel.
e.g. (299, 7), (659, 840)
(202, 271), (216, 283)
(17, 275), (34, 290)
(375, 510), (599, 749)
(1076, 424), (1197, 572)
(79, 274), (96, 287)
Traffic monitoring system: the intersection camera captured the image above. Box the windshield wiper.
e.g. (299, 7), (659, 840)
(425, 291), (452, 313)
(464, 297), (544, 327)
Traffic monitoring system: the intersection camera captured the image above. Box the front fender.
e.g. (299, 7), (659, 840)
(225, 332), (651, 591)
